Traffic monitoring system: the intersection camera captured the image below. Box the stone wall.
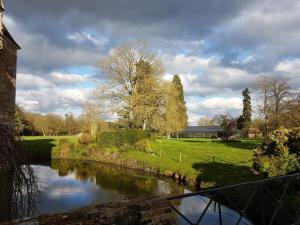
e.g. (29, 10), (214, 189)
(0, 42), (17, 127)
(1, 197), (175, 225)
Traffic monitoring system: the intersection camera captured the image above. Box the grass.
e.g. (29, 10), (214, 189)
(19, 136), (263, 188)
(18, 136), (77, 158)
(125, 138), (262, 187)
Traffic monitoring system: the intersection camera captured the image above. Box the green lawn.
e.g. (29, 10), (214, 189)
(126, 138), (262, 187)
(20, 136), (262, 188)
(18, 136), (77, 159)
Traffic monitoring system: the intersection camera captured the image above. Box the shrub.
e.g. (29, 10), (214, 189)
(86, 143), (98, 153)
(253, 127), (300, 177)
(287, 128), (300, 156)
(134, 139), (152, 153)
(97, 129), (151, 148)
(103, 146), (119, 157)
(59, 139), (74, 159)
(255, 154), (299, 177)
(79, 133), (92, 146)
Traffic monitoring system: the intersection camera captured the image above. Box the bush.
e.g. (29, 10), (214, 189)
(287, 128), (300, 156)
(97, 129), (151, 148)
(79, 133), (92, 146)
(134, 139), (152, 153)
(86, 143), (98, 153)
(255, 154), (299, 177)
(58, 139), (74, 159)
(253, 127), (300, 177)
(103, 146), (119, 157)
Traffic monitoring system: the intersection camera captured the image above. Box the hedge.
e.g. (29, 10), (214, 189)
(96, 129), (151, 147)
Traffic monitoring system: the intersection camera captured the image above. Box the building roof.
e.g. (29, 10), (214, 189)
(183, 126), (224, 132)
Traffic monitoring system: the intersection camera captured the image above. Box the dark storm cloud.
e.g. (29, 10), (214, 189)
(6, 0), (249, 41)
(4, 0), (300, 75)
(3, 0), (252, 73)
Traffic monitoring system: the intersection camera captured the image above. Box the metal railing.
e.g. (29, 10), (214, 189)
(166, 173), (300, 225)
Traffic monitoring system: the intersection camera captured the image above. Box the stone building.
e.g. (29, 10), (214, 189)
(0, 2), (20, 221)
(0, 0), (20, 137)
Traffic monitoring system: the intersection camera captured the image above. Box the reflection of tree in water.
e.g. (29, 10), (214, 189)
(0, 125), (39, 223)
(52, 159), (184, 197)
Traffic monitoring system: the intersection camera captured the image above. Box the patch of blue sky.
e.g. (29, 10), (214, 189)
(232, 49), (254, 61)
(62, 66), (98, 76)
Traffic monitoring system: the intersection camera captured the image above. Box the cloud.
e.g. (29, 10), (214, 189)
(2, 0), (300, 124)
(275, 58), (300, 75)
(186, 97), (242, 125)
(6, 0), (249, 41)
(48, 72), (93, 85)
(16, 86), (93, 115)
(4, 16), (102, 73)
(162, 54), (258, 96)
(17, 74), (54, 89)
(208, 0), (300, 72)
(16, 70), (95, 116)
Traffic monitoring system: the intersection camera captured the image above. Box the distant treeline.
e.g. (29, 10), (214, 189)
(15, 105), (108, 136)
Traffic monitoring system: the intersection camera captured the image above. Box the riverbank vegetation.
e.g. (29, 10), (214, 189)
(20, 136), (262, 188)
(15, 41), (300, 189)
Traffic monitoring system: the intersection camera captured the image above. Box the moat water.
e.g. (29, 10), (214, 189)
(1, 159), (252, 225)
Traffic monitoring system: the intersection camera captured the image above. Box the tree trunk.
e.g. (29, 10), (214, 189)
(142, 120), (147, 131)
(167, 133), (171, 139)
(41, 128), (45, 136)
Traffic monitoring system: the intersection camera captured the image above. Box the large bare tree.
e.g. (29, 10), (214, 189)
(255, 76), (292, 133)
(96, 41), (165, 129)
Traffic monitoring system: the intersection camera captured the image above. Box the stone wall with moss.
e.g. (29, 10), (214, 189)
(0, 44), (17, 128)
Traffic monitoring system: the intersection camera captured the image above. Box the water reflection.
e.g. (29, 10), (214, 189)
(175, 191), (252, 225)
(1, 159), (253, 224)
(32, 159), (185, 216)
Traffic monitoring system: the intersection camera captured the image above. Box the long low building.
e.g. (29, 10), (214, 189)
(177, 126), (225, 138)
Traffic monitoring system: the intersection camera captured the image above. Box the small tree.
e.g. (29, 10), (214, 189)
(215, 114), (237, 140)
(65, 113), (77, 135)
(15, 105), (27, 136)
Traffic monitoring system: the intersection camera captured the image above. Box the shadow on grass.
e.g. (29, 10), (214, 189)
(192, 162), (262, 188)
(215, 140), (261, 150)
(17, 139), (56, 159)
(180, 140), (213, 143)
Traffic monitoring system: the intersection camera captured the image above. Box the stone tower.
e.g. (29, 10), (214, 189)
(0, 0), (20, 139)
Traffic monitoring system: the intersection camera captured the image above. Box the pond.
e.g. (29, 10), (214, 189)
(0, 159), (252, 225)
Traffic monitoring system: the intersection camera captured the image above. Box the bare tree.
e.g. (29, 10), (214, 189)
(96, 41), (165, 129)
(198, 116), (216, 126)
(215, 114), (237, 141)
(79, 102), (107, 138)
(255, 76), (292, 133)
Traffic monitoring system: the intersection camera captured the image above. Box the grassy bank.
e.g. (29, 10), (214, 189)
(19, 136), (263, 188)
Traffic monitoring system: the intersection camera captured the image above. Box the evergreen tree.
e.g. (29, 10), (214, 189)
(15, 105), (26, 135)
(171, 75), (188, 133)
(172, 75), (185, 102)
(239, 88), (252, 136)
(15, 105), (35, 136)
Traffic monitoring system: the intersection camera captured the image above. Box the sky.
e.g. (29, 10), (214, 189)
(3, 0), (300, 125)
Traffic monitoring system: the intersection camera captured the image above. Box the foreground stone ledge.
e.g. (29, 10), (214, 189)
(1, 197), (175, 225)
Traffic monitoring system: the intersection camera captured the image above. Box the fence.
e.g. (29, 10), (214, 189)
(166, 173), (300, 225)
